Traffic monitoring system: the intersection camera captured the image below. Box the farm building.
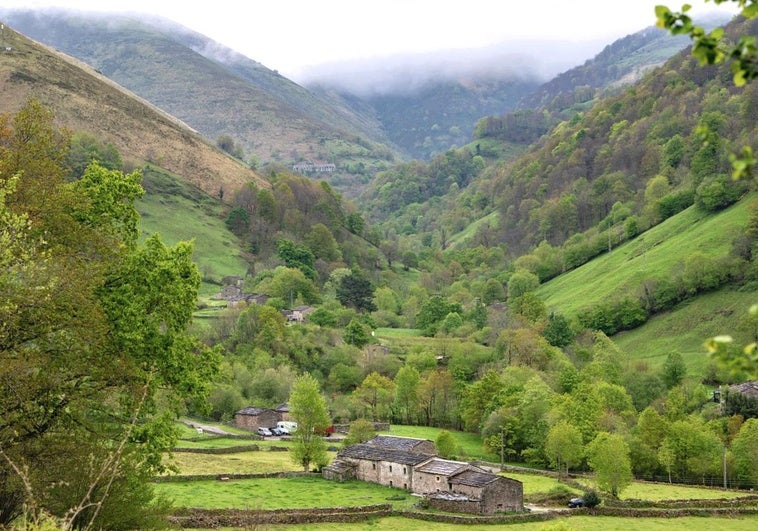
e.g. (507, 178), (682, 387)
(324, 443), (432, 490)
(323, 437), (524, 514)
(234, 406), (281, 432)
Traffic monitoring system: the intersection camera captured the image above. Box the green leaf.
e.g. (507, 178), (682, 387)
(742, 4), (758, 18)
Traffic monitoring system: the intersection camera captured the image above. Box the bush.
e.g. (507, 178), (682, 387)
(583, 489), (601, 508)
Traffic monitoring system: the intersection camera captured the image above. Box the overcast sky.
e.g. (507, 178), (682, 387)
(2, 1), (738, 81)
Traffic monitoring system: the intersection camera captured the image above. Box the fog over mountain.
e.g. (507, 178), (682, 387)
(297, 38), (608, 96)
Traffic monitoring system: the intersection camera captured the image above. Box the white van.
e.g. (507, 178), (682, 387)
(276, 421), (297, 434)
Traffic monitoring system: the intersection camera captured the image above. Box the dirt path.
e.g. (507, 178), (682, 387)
(182, 420), (234, 436)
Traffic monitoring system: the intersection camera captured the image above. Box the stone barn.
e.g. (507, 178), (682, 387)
(326, 443), (432, 490)
(443, 470), (523, 514)
(324, 438), (524, 515)
(234, 406), (280, 432)
(413, 457), (476, 494)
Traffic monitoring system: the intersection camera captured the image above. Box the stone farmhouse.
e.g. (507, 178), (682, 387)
(323, 435), (523, 514)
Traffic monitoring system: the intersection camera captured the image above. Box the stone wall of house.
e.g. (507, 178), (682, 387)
(480, 477), (523, 513)
(234, 409), (280, 431)
(348, 458), (413, 490)
(414, 470), (452, 495)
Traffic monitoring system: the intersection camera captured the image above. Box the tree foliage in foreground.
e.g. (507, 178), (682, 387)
(0, 100), (219, 529)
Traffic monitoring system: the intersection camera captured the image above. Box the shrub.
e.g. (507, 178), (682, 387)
(583, 489), (601, 508)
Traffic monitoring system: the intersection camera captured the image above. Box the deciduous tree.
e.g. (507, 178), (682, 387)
(587, 432), (633, 498)
(289, 374), (331, 472)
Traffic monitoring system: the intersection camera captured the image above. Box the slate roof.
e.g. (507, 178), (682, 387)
(339, 443), (433, 465)
(323, 459), (357, 473)
(415, 458), (470, 476)
(730, 380), (758, 398)
(449, 469), (500, 488)
(364, 435), (431, 452)
(235, 406), (274, 416)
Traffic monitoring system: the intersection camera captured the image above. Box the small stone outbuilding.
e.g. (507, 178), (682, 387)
(234, 406), (281, 432)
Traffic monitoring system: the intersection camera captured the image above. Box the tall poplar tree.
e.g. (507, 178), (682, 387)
(289, 373), (331, 472)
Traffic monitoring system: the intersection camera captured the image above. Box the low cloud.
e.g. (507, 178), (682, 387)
(297, 38), (607, 97)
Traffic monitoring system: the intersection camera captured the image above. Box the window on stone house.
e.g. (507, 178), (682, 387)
(372, 463), (376, 470)
(389, 465), (392, 472)
(403, 467), (407, 474)
(436, 476), (440, 482)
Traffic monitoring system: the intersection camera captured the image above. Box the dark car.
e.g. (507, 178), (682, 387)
(257, 427), (272, 437)
(567, 497), (584, 508)
(270, 427), (283, 436)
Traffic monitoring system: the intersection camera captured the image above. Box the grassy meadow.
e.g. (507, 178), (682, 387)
(155, 476), (416, 510)
(537, 199), (751, 317)
(265, 515), (758, 531)
(613, 287), (758, 376)
(136, 166), (248, 298)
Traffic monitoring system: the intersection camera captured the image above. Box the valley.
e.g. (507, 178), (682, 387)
(1, 2), (757, 529)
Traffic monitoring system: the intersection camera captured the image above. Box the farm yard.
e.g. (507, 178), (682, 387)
(158, 420), (758, 529)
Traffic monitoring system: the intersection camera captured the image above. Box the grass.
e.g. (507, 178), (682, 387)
(155, 476), (417, 510)
(375, 327), (423, 338)
(265, 515), (758, 530)
(164, 450), (307, 475)
(613, 287), (758, 376)
(618, 481), (752, 502)
(137, 167), (249, 298)
(504, 472), (581, 498)
(386, 425), (496, 462)
(537, 199), (751, 318)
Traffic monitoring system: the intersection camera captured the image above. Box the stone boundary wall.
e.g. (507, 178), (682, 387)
(155, 471), (317, 483)
(173, 444), (260, 454)
(168, 504), (392, 527)
(426, 497), (483, 515)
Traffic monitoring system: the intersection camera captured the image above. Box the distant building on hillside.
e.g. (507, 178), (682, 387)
(292, 160), (336, 173)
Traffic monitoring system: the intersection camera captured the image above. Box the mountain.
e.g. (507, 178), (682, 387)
(0, 8), (401, 193)
(472, 15), (732, 147)
(0, 20), (265, 197)
(309, 71), (540, 161)
(516, 26), (696, 113)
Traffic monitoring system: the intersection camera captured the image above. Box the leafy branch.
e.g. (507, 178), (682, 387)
(657, 1), (758, 178)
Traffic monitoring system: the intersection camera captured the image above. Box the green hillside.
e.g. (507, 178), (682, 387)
(136, 166), (249, 295)
(537, 197), (751, 315)
(613, 287), (758, 377)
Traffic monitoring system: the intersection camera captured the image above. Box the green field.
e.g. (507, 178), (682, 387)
(537, 199), (751, 317)
(165, 449), (309, 475)
(387, 425), (496, 462)
(266, 515), (758, 531)
(136, 167), (248, 298)
(613, 287), (758, 376)
(155, 476), (416, 510)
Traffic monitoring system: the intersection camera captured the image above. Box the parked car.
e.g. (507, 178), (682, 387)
(257, 427), (272, 437)
(276, 421), (297, 434)
(270, 427), (283, 436)
(567, 497), (584, 508)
